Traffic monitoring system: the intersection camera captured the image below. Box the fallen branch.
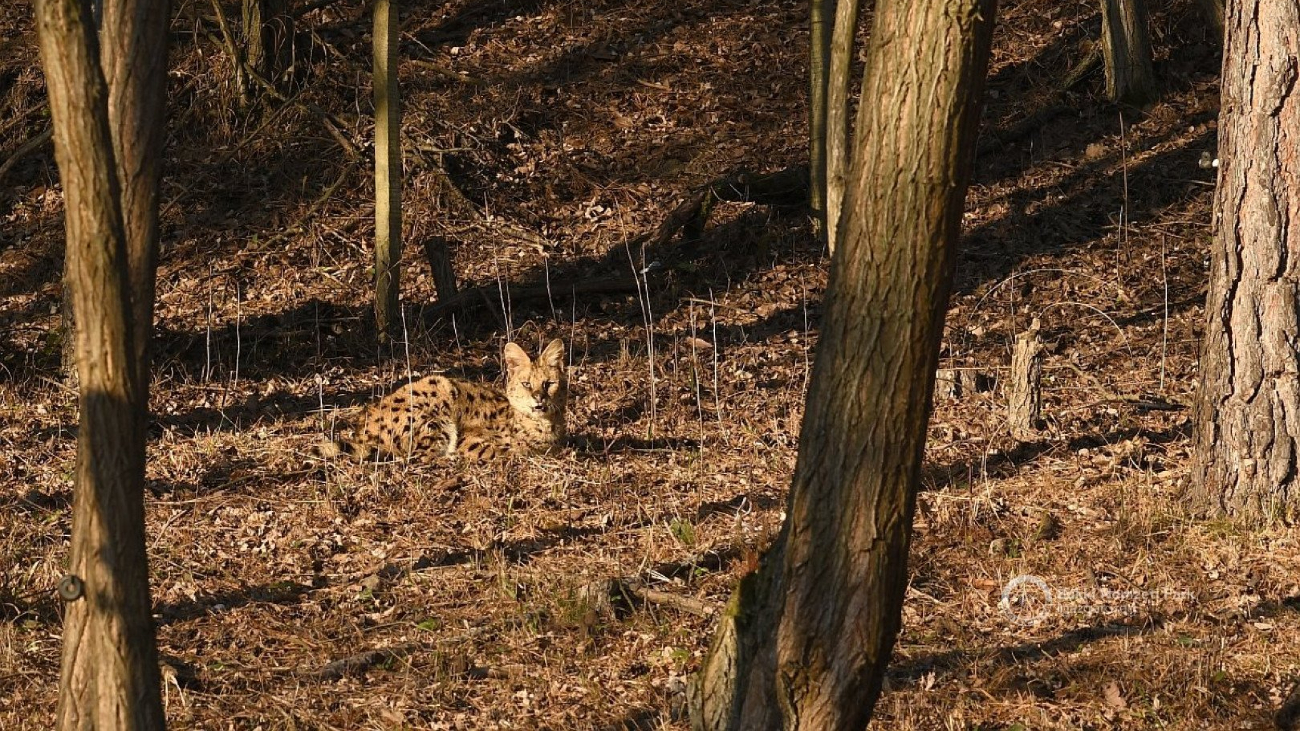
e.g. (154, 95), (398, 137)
(299, 644), (415, 680)
(292, 0), (349, 18)
(419, 162), (552, 251)
(1061, 44), (1103, 92)
(239, 62), (361, 159)
(617, 578), (716, 617)
(0, 126), (53, 185)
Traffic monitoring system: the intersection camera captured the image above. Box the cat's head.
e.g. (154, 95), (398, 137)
(504, 339), (567, 417)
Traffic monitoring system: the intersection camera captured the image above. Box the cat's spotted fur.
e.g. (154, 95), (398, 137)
(322, 339), (567, 462)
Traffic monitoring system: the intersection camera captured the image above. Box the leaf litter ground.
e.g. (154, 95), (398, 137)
(0, 0), (1292, 728)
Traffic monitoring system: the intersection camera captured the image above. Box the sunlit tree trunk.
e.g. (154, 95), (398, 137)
(823, 0), (864, 254)
(101, 0), (168, 396)
(35, 0), (167, 726)
(242, 0), (293, 91)
(1192, 0), (1300, 523)
(373, 0), (402, 344)
(809, 0), (831, 239)
(690, 0), (996, 727)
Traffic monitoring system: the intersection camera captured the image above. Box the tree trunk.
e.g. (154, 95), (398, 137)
(100, 0), (168, 397)
(34, 0), (165, 727)
(373, 0), (401, 344)
(1099, 0), (1157, 106)
(1197, 0), (1225, 41)
(1008, 319), (1043, 442)
(1191, 0), (1300, 523)
(242, 0), (293, 90)
(808, 0), (831, 238)
(823, 0), (863, 256)
(691, 0), (996, 727)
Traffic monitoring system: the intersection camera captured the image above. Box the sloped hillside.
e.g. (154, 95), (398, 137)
(3, 0), (1290, 728)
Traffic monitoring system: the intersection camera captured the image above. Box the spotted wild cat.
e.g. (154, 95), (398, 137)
(321, 339), (568, 461)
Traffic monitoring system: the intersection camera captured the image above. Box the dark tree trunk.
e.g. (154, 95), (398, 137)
(1192, 0), (1300, 523)
(1197, 0), (1225, 40)
(1099, 0), (1157, 105)
(690, 0), (996, 727)
(34, 0), (166, 727)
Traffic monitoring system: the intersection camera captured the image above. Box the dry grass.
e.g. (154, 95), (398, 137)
(2, 0), (1293, 728)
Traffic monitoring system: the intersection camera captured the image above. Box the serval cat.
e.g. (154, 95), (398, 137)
(321, 339), (567, 462)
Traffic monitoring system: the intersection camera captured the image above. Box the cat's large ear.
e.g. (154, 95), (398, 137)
(503, 342), (530, 371)
(539, 339), (565, 369)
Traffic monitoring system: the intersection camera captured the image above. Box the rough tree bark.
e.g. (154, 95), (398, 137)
(34, 0), (166, 727)
(1099, 0), (1157, 106)
(1192, 0), (1300, 523)
(808, 0), (830, 236)
(823, 0), (863, 255)
(1008, 319), (1043, 442)
(100, 0), (169, 396)
(373, 0), (402, 344)
(690, 0), (996, 728)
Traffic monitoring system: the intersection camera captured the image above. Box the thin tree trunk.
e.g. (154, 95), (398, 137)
(34, 0), (165, 727)
(824, 0), (863, 254)
(373, 0), (401, 344)
(1099, 0), (1157, 106)
(1191, 0), (1300, 523)
(809, 0), (831, 238)
(691, 0), (996, 727)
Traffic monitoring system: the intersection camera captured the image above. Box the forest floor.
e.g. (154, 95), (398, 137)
(0, 0), (1289, 728)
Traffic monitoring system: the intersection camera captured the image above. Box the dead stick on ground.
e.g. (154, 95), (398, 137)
(299, 644), (416, 680)
(422, 164), (551, 250)
(0, 126), (53, 185)
(615, 578), (716, 617)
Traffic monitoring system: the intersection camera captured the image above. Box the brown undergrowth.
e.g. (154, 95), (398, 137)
(2, 0), (1292, 728)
